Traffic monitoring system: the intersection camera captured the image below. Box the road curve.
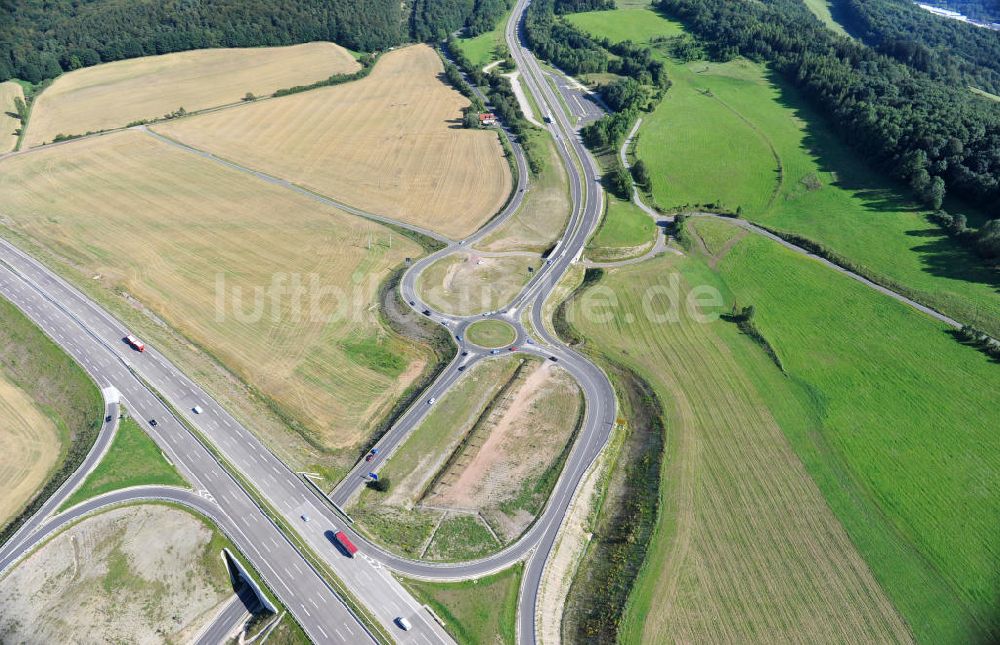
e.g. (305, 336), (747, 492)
(0, 243), (406, 643)
(0, 4), (616, 643)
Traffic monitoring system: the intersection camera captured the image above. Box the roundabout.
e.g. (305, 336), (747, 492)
(465, 319), (518, 349)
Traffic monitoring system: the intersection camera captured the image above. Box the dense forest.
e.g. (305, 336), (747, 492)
(410, 0), (512, 42)
(655, 0), (1000, 261)
(835, 0), (1000, 94)
(0, 0), (512, 84)
(552, 0), (614, 12)
(0, 0), (403, 83)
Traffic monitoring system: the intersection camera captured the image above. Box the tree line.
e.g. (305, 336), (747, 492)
(444, 38), (546, 174)
(655, 0), (1000, 264)
(0, 0), (516, 85)
(835, 0), (1000, 95)
(1, 0), (404, 83)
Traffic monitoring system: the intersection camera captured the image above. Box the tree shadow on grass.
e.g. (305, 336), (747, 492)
(763, 66), (1000, 295)
(907, 232), (1000, 295)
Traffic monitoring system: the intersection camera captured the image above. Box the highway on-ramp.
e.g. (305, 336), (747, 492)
(0, 1), (616, 643)
(0, 241), (446, 644)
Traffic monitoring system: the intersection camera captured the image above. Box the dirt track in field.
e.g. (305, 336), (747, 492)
(0, 130), (424, 451)
(154, 45), (511, 239)
(24, 42), (359, 147)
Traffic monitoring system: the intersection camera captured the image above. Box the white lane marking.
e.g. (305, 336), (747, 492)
(317, 626), (329, 640)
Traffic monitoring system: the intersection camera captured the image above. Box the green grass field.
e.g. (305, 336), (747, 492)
(587, 196), (657, 260)
(571, 215), (999, 642)
(404, 564), (521, 645)
(702, 221), (1000, 642)
(465, 320), (517, 348)
(62, 417), (187, 509)
(0, 297), (103, 541)
(802, 0), (850, 36)
(453, 11), (511, 69)
(566, 8), (1000, 338)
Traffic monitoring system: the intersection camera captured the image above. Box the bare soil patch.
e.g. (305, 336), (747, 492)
(417, 252), (537, 316)
(424, 360), (581, 540)
(0, 505), (232, 644)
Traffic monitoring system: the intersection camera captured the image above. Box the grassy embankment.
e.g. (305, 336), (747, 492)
(0, 297), (103, 543)
(586, 197), (657, 262)
(61, 417), (187, 509)
(566, 214), (999, 643)
(478, 131), (572, 254)
(403, 564), (522, 645)
(567, 8), (1000, 338)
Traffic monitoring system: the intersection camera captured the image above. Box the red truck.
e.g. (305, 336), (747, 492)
(125, 335), (146, 352)
(334, 530), (358, 557)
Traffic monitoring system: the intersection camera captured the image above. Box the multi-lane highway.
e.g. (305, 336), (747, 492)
(0, 1), (619, 643)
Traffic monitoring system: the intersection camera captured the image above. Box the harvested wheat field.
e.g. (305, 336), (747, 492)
(417, 251), (537, 316)
(0, 505), (233, 643)
(24, 42), (359, 148)
(0, 130), (424, 450)
(155, 45), (511, 238)
(0, 372), (61, 527)
(0, 81), (23, 152)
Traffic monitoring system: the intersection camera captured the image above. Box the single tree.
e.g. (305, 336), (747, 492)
(631, 159), (650, 188)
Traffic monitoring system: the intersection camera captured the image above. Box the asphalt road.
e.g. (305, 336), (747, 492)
(0, 1), (616, 644)
(335, 2), (617, 641)
(0, 244), (415, 644)
(0, 396), (119, 561)
(192, 594), (252, 645)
